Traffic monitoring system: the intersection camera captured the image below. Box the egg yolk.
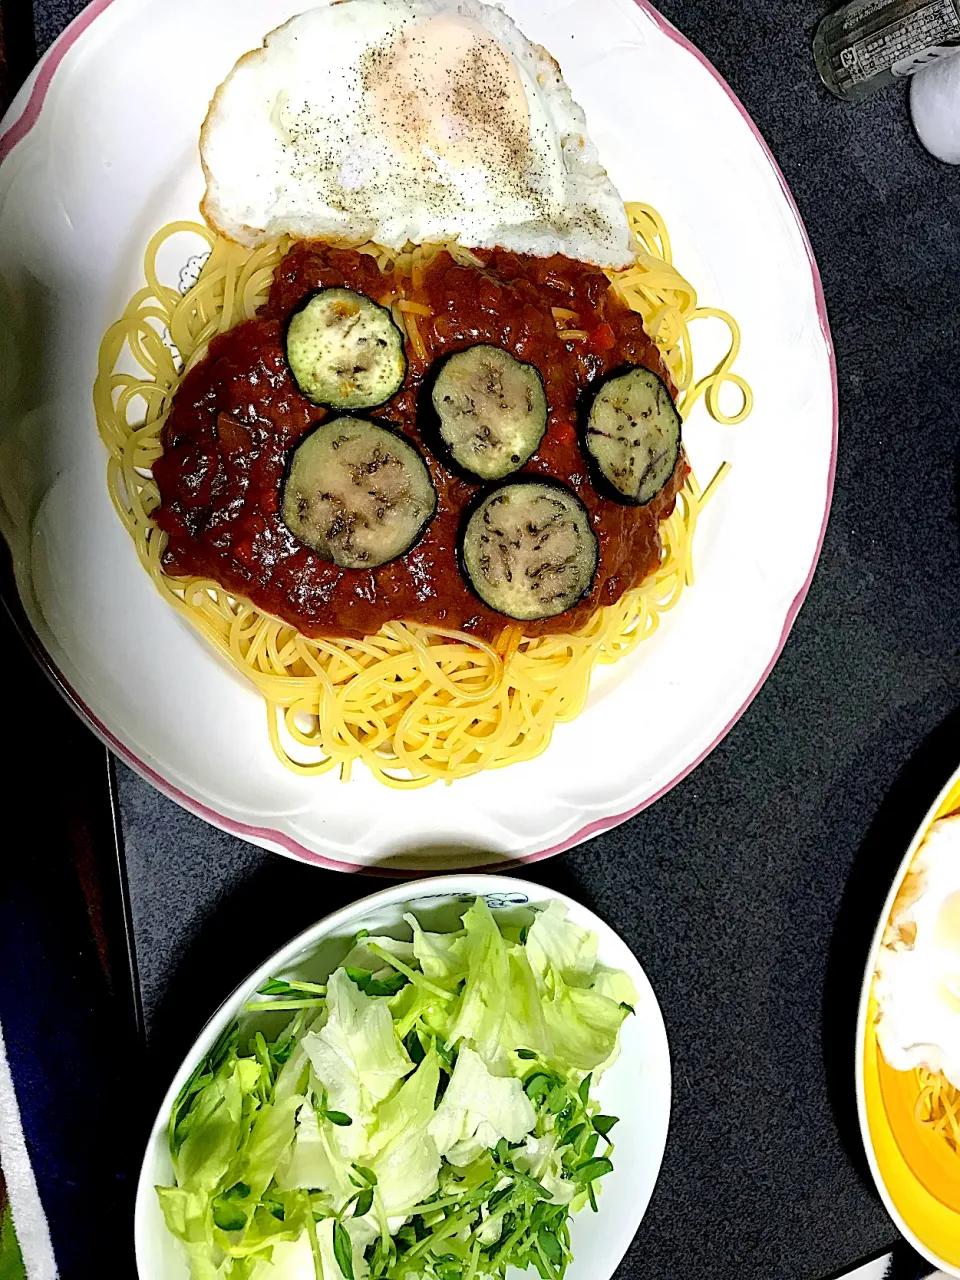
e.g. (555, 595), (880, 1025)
(934, 889), (960, 951)
(933, 890), (960, 1010)
(369, 15), (531, 176)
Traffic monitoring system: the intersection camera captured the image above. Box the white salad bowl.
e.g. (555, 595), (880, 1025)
(134, 874), (671, 1279)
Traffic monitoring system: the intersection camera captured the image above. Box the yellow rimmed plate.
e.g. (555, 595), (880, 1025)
(856, 763), (960, 1275)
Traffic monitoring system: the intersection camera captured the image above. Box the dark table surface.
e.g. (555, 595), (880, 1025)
(16, 0), (960, 1277)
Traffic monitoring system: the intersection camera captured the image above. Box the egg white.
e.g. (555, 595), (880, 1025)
(200, 0), (633, 266)
(874, 813), (960, 1089)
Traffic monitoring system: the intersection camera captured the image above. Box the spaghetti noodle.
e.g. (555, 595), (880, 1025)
(915, 1066), (960, 1157)
(94, 205), (750, 787)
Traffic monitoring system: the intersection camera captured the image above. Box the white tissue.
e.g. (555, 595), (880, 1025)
(0, 1024), (58, 1278)
(910, 52), (960, 164)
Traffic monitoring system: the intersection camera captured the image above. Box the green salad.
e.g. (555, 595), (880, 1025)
(158, 898), (637, 1280)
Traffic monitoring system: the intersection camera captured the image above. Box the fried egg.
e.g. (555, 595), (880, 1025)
(874, 813), (960, 1089)
(200, 0), (633, 266)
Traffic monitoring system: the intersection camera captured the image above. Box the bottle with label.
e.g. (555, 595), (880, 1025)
(814, 0), (960, 101)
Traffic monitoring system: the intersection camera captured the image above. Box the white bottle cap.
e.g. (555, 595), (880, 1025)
(910, 53), (960, 164)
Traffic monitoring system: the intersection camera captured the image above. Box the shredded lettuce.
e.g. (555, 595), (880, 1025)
(525, 902), (598, 988)
(525, 902), (637, 1074)
(274, 1105), (351, 1201)
(445, 900), (512, 1063)
(302, 968), (412, 1159)
(367, 1050), (441, 1217)
(403, 913), (465, 986)
(428, 1047), (536, 1166)
(158, 898), (636, 1280)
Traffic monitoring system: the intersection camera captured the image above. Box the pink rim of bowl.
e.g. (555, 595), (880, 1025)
(0, 0), (838, 877)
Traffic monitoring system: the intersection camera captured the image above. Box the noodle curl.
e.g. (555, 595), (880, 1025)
(94, 209), (748, 785)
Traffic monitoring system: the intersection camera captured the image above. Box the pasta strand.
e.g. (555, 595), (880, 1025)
(93, 214), (748, 786)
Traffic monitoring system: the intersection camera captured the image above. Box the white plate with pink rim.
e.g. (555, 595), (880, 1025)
(0, 0), (836, 873)
(134, 874), (672, 1280)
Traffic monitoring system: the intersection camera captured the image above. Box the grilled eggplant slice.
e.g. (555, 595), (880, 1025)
(283, 417), (436, 569)
(582, 366), (681, 505)
(430, 344), (547, 481)
(460, 480), (598, 621)
(286, 287), (407, 410)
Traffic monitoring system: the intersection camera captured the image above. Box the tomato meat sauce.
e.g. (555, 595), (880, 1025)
(154, 242), (688, 641)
